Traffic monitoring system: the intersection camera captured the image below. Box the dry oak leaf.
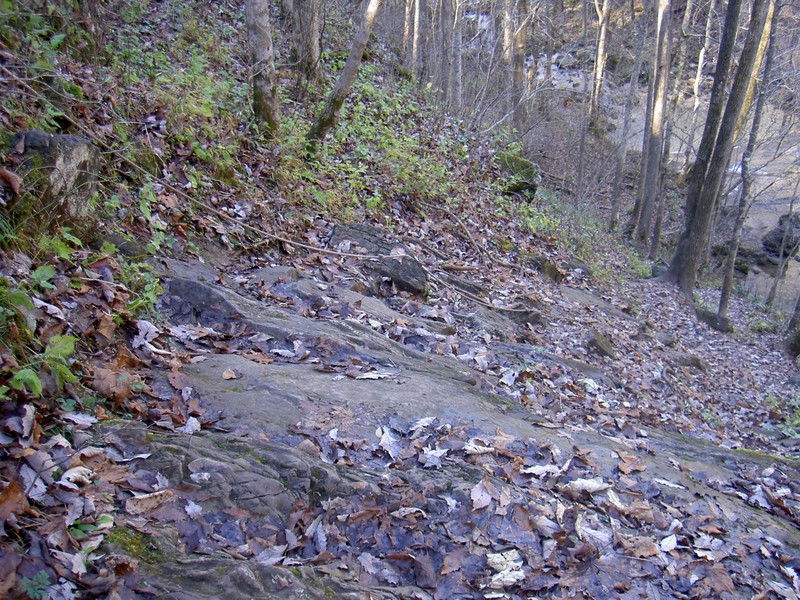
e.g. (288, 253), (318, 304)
(88, 366), (132, 405)
(616, 450), (647, 474)
(125, 489), (176, 515)
(0, 481), (29, 524)
(0, 167), (21, 197)
(620, 535), (660, 558)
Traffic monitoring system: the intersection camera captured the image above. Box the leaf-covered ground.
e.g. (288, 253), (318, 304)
(1, 0), (800, 597)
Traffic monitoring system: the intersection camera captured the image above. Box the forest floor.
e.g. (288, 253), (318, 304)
(2, 0), (800, 598)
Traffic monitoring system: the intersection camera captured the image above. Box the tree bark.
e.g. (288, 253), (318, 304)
(306, 0), (384, 152)
(719, 4), (779, 317)
(411, 0), (421, 78)
(665, 0), (773, 294)
(589, 0), (611, 125)
(682, 0), (717, 176)
(609, 0), (650, 230)
(246, 0), (281, 136)
(634, 0), (672, 246)
(512, 0), (529, 130)
(292, 0), (322, 83)
(403, 0), (413, 59)
(681, 0), (743, 230)
(446, 0), (463, 113)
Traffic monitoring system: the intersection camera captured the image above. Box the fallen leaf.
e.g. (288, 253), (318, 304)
(559, 477), (611, 500)
(125, 489), (176, 515)
(222, 368), (239, 380)
(89, 367), (132, 405)
(616, 450), (647, 474)
(0, 482), (28, 524)
(471, 478), (493, 511)
(0, 167), (21, 196)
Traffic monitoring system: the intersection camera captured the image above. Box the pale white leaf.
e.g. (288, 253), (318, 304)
(176, 417), (201, 435)
(185, 500), (203, 518)
(660, 533), (678, 552)
(132, 320), (159, 348)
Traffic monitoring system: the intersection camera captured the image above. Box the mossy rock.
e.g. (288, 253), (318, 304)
(496, 151), (538, 181)
(496, 152), (538, 196)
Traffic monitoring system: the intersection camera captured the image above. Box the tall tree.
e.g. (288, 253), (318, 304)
(680, 0), (744, 231)
(609, 0), (651, 230)
(665, 0), (774, 293)
(292, 0), (322, 83)
(512, 0), (530, 130)
(246, 0), (281, 135)
(682, 0), (718, 176)
(589, 0), (611, 124)
(634, 0), (672, 246)
(306, 0), (384, 152)
(719, 3), (780, 317)
(446, 0), (463, 112)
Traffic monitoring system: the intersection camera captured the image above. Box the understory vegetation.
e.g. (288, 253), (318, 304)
(2, 0), (799, 597)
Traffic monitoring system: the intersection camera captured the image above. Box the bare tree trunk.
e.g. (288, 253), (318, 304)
(411, 0), (421, 78)
(649, 119), (671, 260)
(681, 0), (744, 231)
(512, 0), (529, 130)
(447, 0), (463, 112)
(545, 0), (554, 83)
(609, 0), (650, 230)
(576, 70), (589, 206)
(635, 0), (672, 246)
(403, 0), (413, 60)
(719, 8), (779, 317)
(682, 0), (717, 176)
(502, 0), (515, 115)
(589, 0), (611, 125)
(665, 0), (773, 294)
(246, 0), (281, 136)
(306, 0), (384, 152)
(292, 0), (322, 82)
(665, 0), (695, 160)
(629, 56), (655, 235)
(440, 0), (453, 98)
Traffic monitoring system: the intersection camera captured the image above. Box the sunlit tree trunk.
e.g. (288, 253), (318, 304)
(719, 9), (777, 317)
(610, 0), (650, 230)
(665, 0), (773, 294)
(403, 0), (413, 59)
(589, 0), (611, 125)
(411, 0), (421, 78)
(292, 0), (322, 82)
(682, 0), (717, 176)
(512, 0), (529, 130)
(634, 0), (671, 246)
(306, 0), (384, 152)
(246, 0), (281, 136)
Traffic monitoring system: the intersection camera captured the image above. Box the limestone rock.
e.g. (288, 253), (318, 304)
(329, 223), (428, 295)
(587, 327), (615, 358)
(762, 212), (800, 259)
(665, 350), (708, 372)
(695, 307), (733, 333)
(8, 130), (100, 220)
(496, 151), (538, 195)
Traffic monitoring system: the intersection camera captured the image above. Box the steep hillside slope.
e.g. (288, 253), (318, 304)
(1, 1), (799, 597)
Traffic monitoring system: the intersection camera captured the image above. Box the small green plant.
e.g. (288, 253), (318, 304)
(750, 319), (780, 334)
(117, 261), (163, 316)
(18, 570), (50, 600)
(626, 249), (652, 278)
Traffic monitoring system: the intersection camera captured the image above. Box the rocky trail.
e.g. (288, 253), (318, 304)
(11, 213), (798, 599)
